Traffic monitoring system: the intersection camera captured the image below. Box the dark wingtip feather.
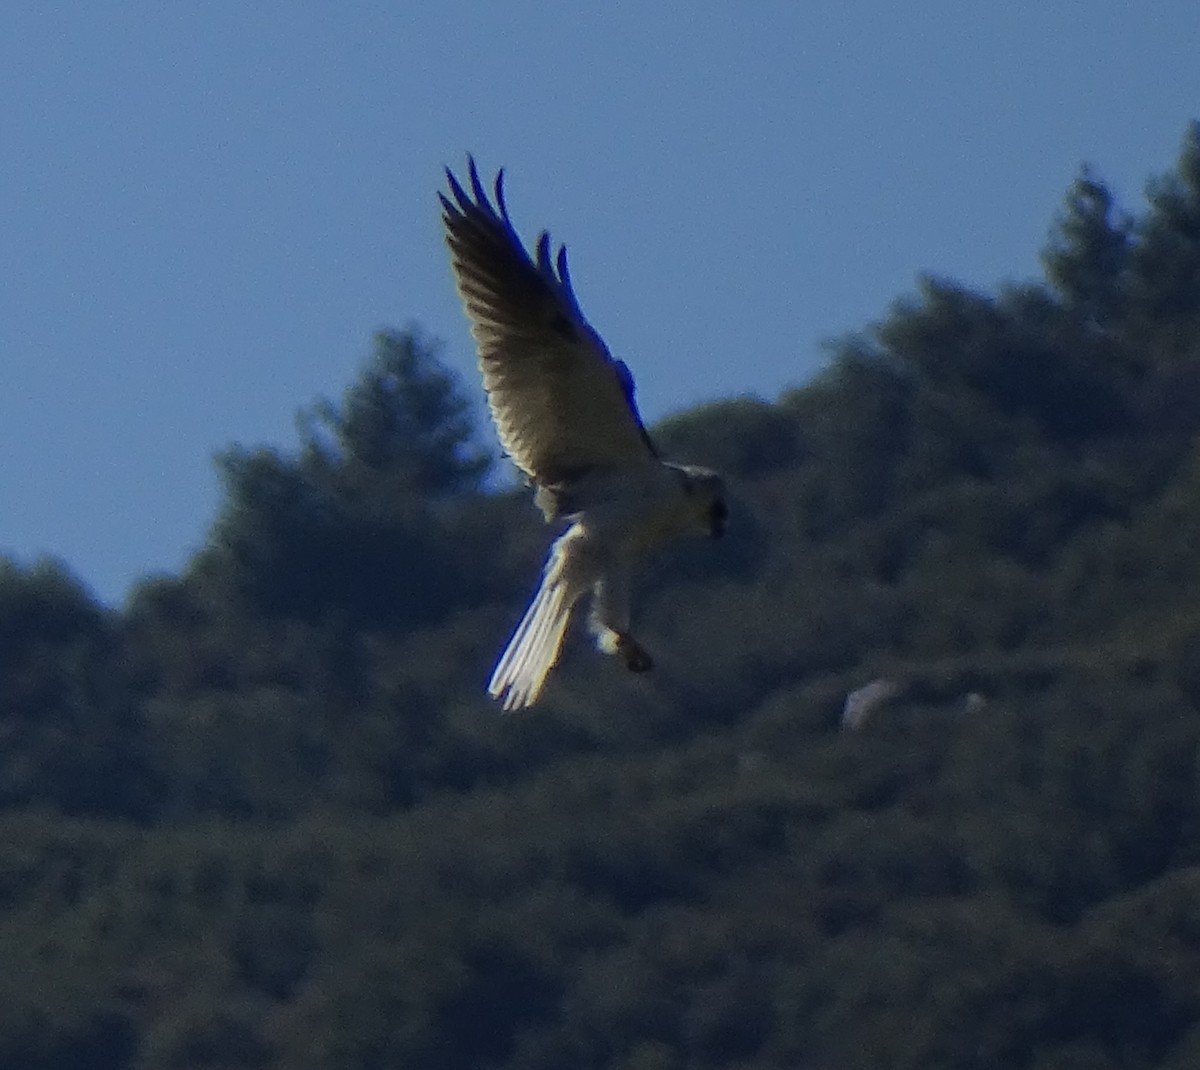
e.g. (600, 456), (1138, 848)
(468, 156), (490, 208)
(556, 244), (585, 318)
(444, 166), (470, 213)
(494, 168), (508, 219)
(535, 231), (553, 274)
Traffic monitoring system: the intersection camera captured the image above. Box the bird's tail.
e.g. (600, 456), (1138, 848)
(488, 572), (580, 710)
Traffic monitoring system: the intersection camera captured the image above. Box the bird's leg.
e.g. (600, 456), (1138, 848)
(614, 632), (654, 673)
(592, 624), (654, 672)
(589, 569), (654, 672)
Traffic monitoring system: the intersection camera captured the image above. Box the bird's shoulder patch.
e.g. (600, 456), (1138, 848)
(548, 311), (578, 340)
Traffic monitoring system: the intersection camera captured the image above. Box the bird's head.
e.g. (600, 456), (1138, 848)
(675, 465), (728, 538)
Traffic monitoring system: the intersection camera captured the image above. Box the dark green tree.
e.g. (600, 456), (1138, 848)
(299, 326), (491, 501)
(208, 328), (491, 625)
(1131, 121), (1200, 321)
(1042, 170), (1132, 328)
(0, 557), (155, 817)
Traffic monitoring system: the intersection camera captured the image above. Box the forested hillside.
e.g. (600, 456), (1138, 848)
(3, 124), (1200, 1069)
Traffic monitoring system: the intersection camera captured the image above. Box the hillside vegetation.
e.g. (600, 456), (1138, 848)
(3, 124), (1200, 1069)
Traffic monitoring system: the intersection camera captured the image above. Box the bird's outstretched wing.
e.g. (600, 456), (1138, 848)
(440, 158), (658, 485)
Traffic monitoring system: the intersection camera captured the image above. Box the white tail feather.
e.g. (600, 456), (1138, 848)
(488, 577), (575, 710)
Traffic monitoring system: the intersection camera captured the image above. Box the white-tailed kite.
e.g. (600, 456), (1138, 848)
(440, 158), (727, 710)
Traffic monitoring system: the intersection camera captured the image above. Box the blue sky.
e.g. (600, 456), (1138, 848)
(3, 2), (1198, 604)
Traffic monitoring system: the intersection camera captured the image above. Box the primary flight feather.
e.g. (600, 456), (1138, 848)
(440, 158), (727, 709)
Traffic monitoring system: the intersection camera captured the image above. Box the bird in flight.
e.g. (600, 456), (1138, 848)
(440, 158), (727, 710)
